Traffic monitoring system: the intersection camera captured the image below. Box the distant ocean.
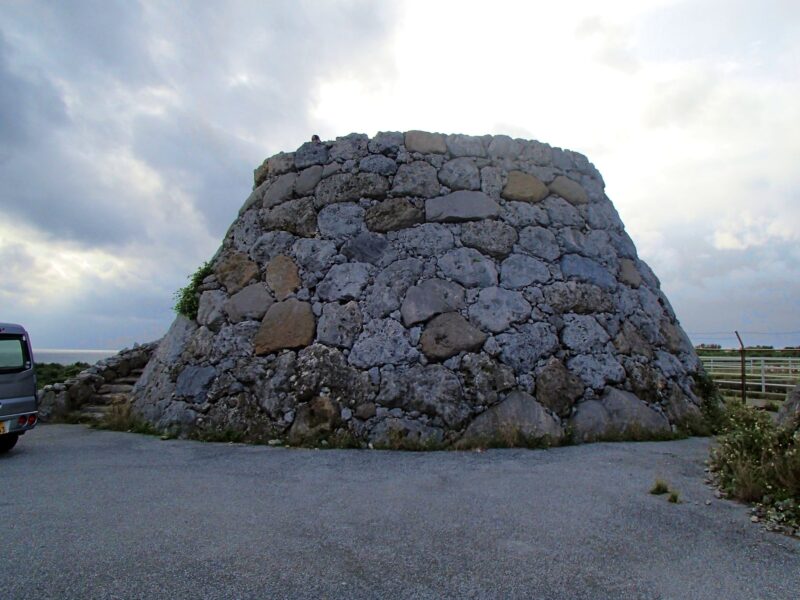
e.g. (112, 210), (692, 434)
(34, 349), (118, 366)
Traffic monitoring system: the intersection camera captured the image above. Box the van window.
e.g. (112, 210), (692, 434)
(0, 336), (27, 371)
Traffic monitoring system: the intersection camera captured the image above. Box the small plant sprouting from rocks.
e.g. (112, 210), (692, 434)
(370, 429), (447, 451)
(668, 490), (681, 504)
(173, 261), (214, 320)
(650, 479), (669, 495)
(190, 428), (246, 444)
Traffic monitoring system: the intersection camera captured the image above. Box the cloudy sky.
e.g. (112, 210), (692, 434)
(0, 0), (798, 350)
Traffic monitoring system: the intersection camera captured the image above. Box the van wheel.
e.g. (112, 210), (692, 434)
(0, 434), (19, 454)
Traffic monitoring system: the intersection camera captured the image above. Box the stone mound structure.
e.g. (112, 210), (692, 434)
(131, 131), (702, 448)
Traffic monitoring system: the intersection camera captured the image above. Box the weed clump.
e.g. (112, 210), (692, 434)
(95, 404), (160, 436)
(710, 402), (800, 533)
(650, 479), (670, 495)
(190, 428), (245, 444)
(668, 491), (681, 504)
(693, 370), (726, 435)
(173, 261), (214, 320)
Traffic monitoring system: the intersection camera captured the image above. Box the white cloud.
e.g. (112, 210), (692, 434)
(0, 0), (798, 348)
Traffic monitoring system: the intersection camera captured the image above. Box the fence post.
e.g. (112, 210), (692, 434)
(735, 331), (746, 404)
(760, 357), (766, 393)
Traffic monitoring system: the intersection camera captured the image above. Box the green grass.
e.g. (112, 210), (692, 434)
(709, 401), (799, 530)
(190, 428), (245, 444)
(650, 479), (669, 495)
(173, 261), (214, 319)
(93, 404), (160, 436)
(35, 362), (90, 390)
(370, 433), (447, 451)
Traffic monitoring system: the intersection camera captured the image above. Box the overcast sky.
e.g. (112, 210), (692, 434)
(0, 0), (798, 350)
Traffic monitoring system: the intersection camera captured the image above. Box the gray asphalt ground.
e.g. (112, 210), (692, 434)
(1, 425), (798, 599)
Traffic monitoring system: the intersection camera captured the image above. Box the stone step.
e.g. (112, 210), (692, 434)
(115, 376), (141, 385)
(88, 392), (130, 405)
(77, 405), (112, 422)
(97, 383), (134, 394)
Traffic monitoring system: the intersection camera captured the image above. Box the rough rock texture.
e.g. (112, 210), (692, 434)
(420, 313), (487, 360)
(131, 131), (702, 447)
(458, 391), (563, 447)
(253, 299), (315, 355)
(570, 388), (671, 442)
(777, 383), (800, 429)
(38, 343), (158, 421)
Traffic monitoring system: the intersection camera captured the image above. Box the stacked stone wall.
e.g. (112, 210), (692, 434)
(131, 131), (702, 447)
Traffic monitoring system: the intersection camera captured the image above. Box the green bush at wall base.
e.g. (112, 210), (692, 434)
(710, 402), (799, 529)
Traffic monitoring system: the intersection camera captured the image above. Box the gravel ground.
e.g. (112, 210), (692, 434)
(1, 425), (798, 599)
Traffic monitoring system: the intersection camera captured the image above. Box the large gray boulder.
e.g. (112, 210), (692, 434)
(570, 388), (671, 442)
(401, 278), (465, 326)
(377, 364), (469, 427)
(425, 191), (500, 222)
(420, 313), (487, 360)
(438, 248), (498, 288)
(458, 391), (563, 448)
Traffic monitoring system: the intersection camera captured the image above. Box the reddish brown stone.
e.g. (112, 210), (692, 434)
(501, 171), (548, 203)
(216, 252), (260, 294)
(254, 299), (315, 355)
(548, 175), (589, 205)
(266, 255), (300, 300)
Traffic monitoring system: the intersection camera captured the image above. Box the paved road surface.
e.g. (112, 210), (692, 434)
(2, 425), (798, 599)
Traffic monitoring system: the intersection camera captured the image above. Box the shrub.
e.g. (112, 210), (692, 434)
(173, 261), (214, 319)
(693, 370), (726, 435)
(668, 491), (681, 503)
(710, 402), (800, 530)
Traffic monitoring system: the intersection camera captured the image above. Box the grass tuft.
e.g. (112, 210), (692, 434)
(190, 428), (245, 444)
(650, 479), (670, 495)
(668, 491), (681, 504)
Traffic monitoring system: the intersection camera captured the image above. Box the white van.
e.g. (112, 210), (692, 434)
(0, 323), (38, 453)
